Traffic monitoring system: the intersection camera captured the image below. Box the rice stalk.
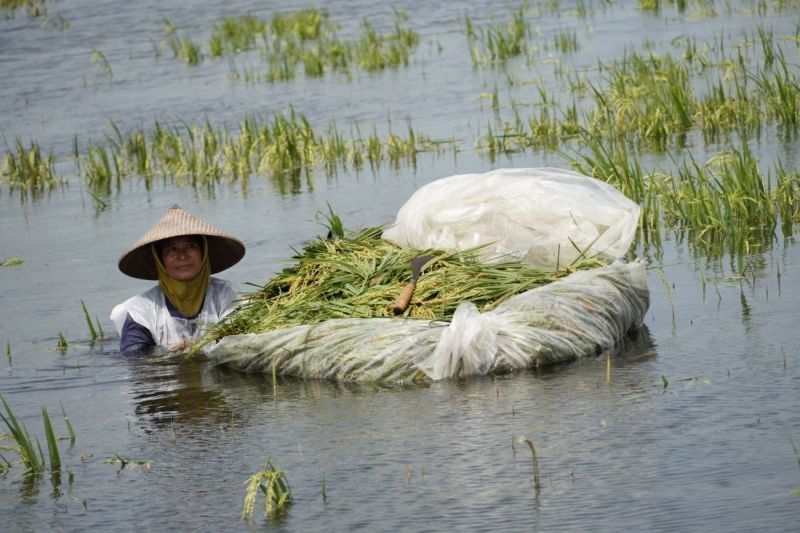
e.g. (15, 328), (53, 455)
(242, 459), (293, 520)
(41, 407), (60, 473)
(81, 300), (98, 342)
(1, 139), (58, 199)
(57, 332), (68, 352)
(60, 403), (75, 445)
(0, 394), (44, 474)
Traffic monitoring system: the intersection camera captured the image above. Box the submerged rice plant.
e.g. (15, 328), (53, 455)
(589, 50), (697, 147)
(0, 395), (44, 474)
(466, 6), (529, 66)
(0, 396), (71, 476)
(1, 139), (58, 199)
(0, 0), (48, 17)
(242, 460), (293, 520)
(181, 7), (419, 79)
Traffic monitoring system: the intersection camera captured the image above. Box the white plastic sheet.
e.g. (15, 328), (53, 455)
(381, 168), (640, 269)
(206, 262), (650, 383)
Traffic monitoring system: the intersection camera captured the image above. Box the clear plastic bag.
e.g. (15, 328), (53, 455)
(381, 168), (641, 269)
(206, 262), (649, 383)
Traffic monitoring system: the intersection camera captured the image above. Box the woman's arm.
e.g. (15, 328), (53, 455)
(119, 313), (156, 354)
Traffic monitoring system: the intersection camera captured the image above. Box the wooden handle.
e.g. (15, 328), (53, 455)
(392, 282), (416, 315)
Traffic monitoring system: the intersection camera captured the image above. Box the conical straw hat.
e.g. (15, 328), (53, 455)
(118, 205), (245, 280)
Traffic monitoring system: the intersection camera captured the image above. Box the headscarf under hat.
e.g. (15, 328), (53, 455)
(118, 205), (245, 280)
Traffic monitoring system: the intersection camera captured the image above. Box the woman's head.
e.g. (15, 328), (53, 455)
(117, 206), (245, 280)
(157, 235), (204, 281)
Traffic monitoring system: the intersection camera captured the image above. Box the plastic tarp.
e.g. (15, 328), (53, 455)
(381, 167), (641, 269)
(206, 261), (650, 383)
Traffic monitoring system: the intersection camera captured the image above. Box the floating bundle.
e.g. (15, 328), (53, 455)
(204, 167), (650, 383)
(206, 261), (649, 383)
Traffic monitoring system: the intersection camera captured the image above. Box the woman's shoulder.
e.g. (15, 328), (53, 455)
(209, 277), (237, 294)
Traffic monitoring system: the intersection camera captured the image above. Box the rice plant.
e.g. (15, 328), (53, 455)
(1, 139), (58, 199)
(41, 407), (60, 473)
(0, 395), (70, 475)
(0, 0), (48, 17)
(553, 29), (579, 54)
(57, 332), (68, 352)
(1, 257), (23, 267)
(166, 33), (203, 66)
(81, 300), (104, 342)
(242, 460), (293, 520)
(467, 6), (529, 66)
(195, 8), (417, 79)
(1, 395), (43, 473)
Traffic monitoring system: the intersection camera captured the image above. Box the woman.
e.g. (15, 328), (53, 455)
(110, 205), (246, 354)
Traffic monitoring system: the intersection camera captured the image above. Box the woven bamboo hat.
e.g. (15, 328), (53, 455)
(118, 205), (245, 280)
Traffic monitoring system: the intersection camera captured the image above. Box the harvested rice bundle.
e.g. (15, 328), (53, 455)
(203, 226), (604, 344)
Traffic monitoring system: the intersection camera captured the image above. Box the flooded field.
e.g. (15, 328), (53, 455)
(2, 0), (799, 530)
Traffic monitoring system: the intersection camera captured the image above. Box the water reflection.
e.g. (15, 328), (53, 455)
(126, 353), (233, 429)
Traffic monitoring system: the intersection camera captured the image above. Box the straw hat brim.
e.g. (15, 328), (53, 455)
(118, 206), (246, 280)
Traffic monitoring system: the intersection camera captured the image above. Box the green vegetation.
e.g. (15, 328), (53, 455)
(81, 300), (105, 342)
(0, 0), (48, 17)
(166, 8), (419, 80)
(242, 460), (293, 520)
(1, 139), (59, 200)
(0, 395), (73, 476)
(204, 225), (604, 342)
(1, 257), (24, 267)
(70, 110), (450, 201)
(466, 7), (529, 66)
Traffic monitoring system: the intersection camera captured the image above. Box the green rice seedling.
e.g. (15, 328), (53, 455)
(41, 407), (60, 473)
(209, 15), (268, 57)
(353, 16), (419, 72)
(1, 257), (24, 267)
(81, 300), (98, 342)
(589, 50), (696, 147)
(775, 161), (800, 236)
(167, 34), (203, 66)
(242, 459), (293, 520)
(1, 139), (57, 199)
(59, 403), (75, 445)
(57, 332), (68, 352)
(0, 394), (44, 474)
(0, 0), (47, 17)
(756, 26), (776, 69)
(749, 51), (799, 128)
(468, 6), (528, 66)
(553, 29), (579, 54)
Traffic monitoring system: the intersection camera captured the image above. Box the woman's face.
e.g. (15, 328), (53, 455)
(159, 236), (203, 281)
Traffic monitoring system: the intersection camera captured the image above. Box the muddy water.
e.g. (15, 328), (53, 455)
(2, 1), (799, 530)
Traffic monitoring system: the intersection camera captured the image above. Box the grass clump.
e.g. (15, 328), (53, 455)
(207, 225), (603, 341)
(0, 395), (73, 476)
(1, 139), (59, 200)
(466, 6), (529, 66)
(0, 0), (48, 17)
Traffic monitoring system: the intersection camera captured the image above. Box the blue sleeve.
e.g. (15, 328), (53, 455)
(120, 314), (155, 355)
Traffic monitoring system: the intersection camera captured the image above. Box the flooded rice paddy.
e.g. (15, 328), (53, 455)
(2, 0), (800, 530)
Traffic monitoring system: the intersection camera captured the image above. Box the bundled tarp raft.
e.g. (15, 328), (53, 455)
(203, 168), (650, 383)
